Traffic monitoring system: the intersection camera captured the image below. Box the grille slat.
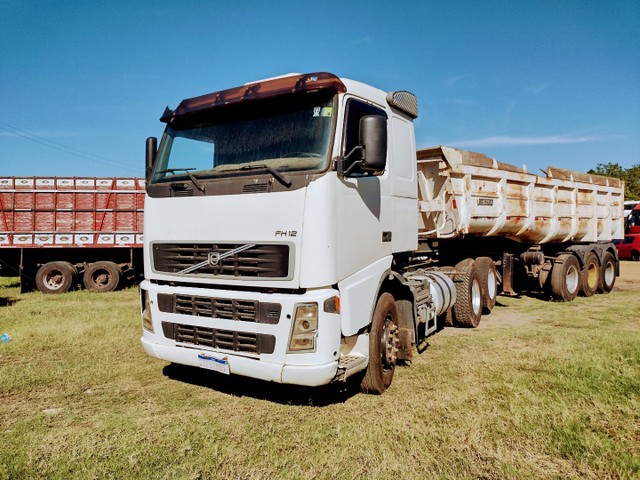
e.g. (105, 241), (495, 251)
(158, 293), (281, 324)
(162, 322), (276, 355)
(153, 243), (289, 278)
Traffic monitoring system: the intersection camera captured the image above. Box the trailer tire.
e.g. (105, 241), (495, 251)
(580, 252), (599, 297)
(475, 257), (497, 313)
(35, 261), (76, 294)
(550, 254), (580, 301)
(453, 262), (483, 328)
(361, 293), (399, 394)
(598, 251), (616, 294)
(83, 261), (122, 292)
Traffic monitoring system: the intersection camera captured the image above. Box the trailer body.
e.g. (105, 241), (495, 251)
(0, 176), (144, 293)
(140, 72), (624, 393)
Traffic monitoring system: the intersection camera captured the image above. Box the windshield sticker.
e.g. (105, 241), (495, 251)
(321, 107), (332, 117)
(313, 107), (321, 117)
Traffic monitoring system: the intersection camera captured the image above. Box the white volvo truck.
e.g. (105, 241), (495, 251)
(140, 72), (624, 393)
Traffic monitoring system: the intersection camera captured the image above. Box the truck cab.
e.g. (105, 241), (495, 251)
(140, 72), (423, 392)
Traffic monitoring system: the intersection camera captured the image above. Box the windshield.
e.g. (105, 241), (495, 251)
(152, 92), (335, 184)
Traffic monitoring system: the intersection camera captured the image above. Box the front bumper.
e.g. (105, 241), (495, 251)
(139, 280), (341, 387)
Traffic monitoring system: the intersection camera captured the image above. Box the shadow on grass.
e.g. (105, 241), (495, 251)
(162, 363), (362, 406)
(0, 297), (18, 307)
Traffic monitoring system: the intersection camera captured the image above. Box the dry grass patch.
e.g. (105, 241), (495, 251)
(0, 276), (638, 479)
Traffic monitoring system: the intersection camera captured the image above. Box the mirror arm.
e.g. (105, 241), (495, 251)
(340, 146), (364, 177)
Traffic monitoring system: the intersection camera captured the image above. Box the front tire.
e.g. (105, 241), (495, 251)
(361, 293), (399, 395)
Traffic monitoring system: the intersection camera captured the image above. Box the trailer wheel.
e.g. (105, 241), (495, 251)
(453, 261), (483, 328)
(361, 293), (399, 394)
(580, 252), (599, 297)
(550, 254), (580, 301)
(475, 257), (497, 313)
(35, 261), (76, 294)
(83, 261), (122, 292)
(598, 251), (616, 294)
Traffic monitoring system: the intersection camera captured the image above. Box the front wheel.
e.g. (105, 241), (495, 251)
(361, 293), (399, 395)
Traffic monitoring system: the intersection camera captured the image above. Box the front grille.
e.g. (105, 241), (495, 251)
(162, 322), (275, 354)
(152, 243), (290, 278)
(157, 293), (281, 324)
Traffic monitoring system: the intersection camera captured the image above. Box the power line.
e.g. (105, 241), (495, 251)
(0, 120), (140, 174)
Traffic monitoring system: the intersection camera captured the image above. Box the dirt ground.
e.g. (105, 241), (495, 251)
(481, 259), (640, 327)
(617, 260), (640, 290)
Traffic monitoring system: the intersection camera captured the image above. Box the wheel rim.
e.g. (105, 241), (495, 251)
(586, 263), (598, 289)
(45, 270), (65, 289)
(566, 265), (580, 293)
(471, 278), (482, 315)
(92, 270), (111, 287)
(604, 261), (615, 286)
(487, 270), (497, 299)
(380, 314), (398, 371)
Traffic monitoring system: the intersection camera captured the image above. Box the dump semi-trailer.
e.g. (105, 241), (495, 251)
(140, 72), (624, 393)
(0, 177), (145, 293)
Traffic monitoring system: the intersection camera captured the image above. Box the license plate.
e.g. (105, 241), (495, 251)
(197, 353), (230, 375)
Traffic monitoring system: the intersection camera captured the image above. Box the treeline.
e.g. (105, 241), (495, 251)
(588, 163), (640, 200)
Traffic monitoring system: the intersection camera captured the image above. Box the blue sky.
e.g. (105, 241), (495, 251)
(1, 0), (638, 178)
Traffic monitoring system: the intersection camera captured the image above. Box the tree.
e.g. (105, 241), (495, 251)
(588, 163), (640, 200)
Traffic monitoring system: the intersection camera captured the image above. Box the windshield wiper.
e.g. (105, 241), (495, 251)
(158, 168), (205, 193)
(238, 164), (292, 188)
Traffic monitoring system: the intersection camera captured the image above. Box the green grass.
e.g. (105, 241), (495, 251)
(0, 277), (638, 479)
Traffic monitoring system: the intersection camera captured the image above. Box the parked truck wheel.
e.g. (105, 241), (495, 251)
(475, 257), (497, 313)
(453, 261), (483, 328)
(83, 261), (122, 292)
(361, 293), (399, 394)
(598, 251), (616, 293)
(550, 254), (580, 301)
(35, 261), (76, 294)
(580, 252), (600, 297)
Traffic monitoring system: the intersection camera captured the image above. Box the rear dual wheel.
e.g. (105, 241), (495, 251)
(475, 257), (497, 313)
(83, 261), (122, 292)
(35, 261), (76, 294)
(598, 251), (616, 294)
(453, 260), (483, 328)
(580, 252), (599, 297)
(550, 254), (581, 301)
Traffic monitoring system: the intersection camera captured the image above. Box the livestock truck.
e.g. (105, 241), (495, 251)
(0, 177), (145, 293)
(140, 72), (624, 393)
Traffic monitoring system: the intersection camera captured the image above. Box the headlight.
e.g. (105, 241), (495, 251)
(141, 289), (154, 333)
(287, 303), (318, 352)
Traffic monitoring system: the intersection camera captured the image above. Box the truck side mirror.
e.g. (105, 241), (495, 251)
(361, 115), (387, 172)
(146, 137), (157, 181)
(341, 115), (387, 176)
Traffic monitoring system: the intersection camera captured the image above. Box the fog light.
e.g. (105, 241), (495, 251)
(141, 289), (154, 333)
(288, 303), (318, 352)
